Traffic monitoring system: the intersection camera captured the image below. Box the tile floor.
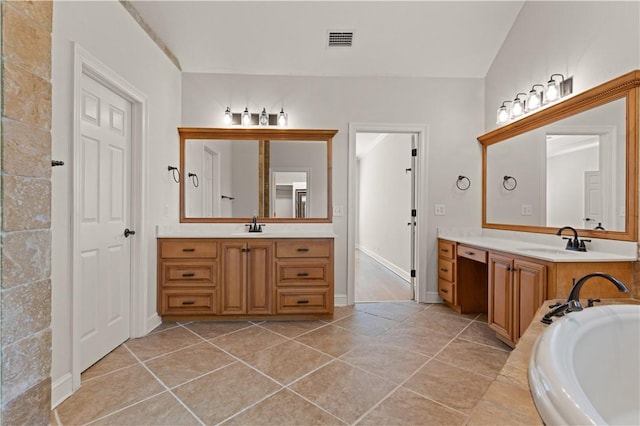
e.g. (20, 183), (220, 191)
(52, 302), (512, 425)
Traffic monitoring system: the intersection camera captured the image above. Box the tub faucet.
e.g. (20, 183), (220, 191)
(556, 226), (590, 252)
(541, 272), (630, 324)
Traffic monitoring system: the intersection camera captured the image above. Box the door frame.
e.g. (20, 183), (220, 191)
(347, 123), (429, 305)
(71, 44), (149, 390)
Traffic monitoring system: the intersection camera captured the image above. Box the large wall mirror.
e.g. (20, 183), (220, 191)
(478, 70), (639, 241)
(179, 128), (337, 223)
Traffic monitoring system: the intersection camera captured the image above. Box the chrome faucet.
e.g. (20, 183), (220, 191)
(541, 272), (630, 324)
(246, 216), (265, 233)
(556, 226), (590, 252)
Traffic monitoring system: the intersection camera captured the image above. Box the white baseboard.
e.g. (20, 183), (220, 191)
(146, 313), (162, 334)
(424, 291), (443, 304)
(334, 294), (348, 306)
(51, 372), (73, 409)
(357, 246), (410, 283)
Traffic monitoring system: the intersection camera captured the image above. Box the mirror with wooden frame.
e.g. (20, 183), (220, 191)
(478, 70), (639, 241)
(178, 128), (336, 223)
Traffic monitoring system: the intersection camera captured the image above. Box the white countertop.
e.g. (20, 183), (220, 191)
(156, 224), (336, 239)
(438, 228), (637, 263)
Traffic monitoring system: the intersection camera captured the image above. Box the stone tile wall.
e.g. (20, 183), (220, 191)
(1, 1), (53, 424)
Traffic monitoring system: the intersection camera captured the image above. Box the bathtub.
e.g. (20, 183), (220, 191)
(529, 304), (640, 425)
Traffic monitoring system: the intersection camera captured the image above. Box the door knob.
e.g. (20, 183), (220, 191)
(124, 228), (136, 238)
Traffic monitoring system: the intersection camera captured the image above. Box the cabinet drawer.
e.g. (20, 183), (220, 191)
(160, 240), (217, 259)
(438, 259), (455, 281)
(161, 290), (217, 315)
(276, 260), (330, 286)
(438, 279), (455, 304)
(161, 261), (216, 287)
(276, 240), (332, 258)
(276, 288), (331, 314)
(457, 245), (487, 263)
(438, 240), (456, 260)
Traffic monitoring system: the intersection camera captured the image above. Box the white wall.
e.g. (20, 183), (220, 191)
(357, 133), (412, 279)
(182, 73), (484, 302)
(51, 1), (181, 406)
(485, 1), (640, 132)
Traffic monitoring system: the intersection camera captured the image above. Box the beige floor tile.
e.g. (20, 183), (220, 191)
(359, 387), (467, 425)
(258, 320), (327, 338)
(355, 301), (425, 322)
(56, 364), (165, 425)
(149, 323), (181, 334)
(125, 327), (203, 361)
(403, 310), (473, 337)
(459, 321), (513, 350)
(222, 389), (345, 425)
(331, 305), (356, 321)
(436, 338), (510, 379)
(476, 313), (489, 323)
(173, 362), (281, 425)
(404, 359), (493, 414)
(289, 360), (395, 424)
(295, 324), (372, 357)
(483, 379), (541, 422)
(92, 391), (199, 425)
(374, 322), (453, 356)
(81, 345), (138, 381)
(332, 311), (399, 336)
(145, 342), (235, 388)
(467, 399), (543, 426)
(211, 325), (287, 359)
(340, 342), (429, 384)
(424, 303), (481, 320)
(183, 321), (252, 339)
(244, 340), (332, 385)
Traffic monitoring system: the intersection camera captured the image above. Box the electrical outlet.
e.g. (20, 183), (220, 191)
(521, 204), (532, 216)
(435, 204), (446, 216)
(333, 206), (344, 217)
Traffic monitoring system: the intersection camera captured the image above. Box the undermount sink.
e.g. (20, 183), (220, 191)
(517, 247), (578, 256)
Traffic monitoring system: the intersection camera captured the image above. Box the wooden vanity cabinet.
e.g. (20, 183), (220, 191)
(157, 239), (218, 315)
(220, 240), (273, 315)
(437, 240), (456, 306)
(488, 252), (547, 346)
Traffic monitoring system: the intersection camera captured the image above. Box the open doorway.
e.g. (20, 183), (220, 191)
(354, 132), (415, 302)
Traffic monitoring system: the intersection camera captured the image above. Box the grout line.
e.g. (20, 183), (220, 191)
(285, 387), (351, 425)
(216, 387), (284, 425)
(53, 408), (62, 426)
(84, 389), (174, 425)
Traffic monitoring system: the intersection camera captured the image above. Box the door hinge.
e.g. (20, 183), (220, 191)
(411, 148), (417, 157)
(411, 269), (416, 278)
(411, 209), (417, 217)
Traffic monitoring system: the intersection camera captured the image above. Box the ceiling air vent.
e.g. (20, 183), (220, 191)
(328, 31), (354, 47)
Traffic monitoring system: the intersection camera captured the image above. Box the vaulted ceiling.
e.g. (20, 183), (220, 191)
(131, 1), (524, 78)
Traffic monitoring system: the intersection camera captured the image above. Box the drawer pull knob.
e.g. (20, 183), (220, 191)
(297, 248), (309, 252)
(182, 273), (195, 277)
(440, 289), (448, 293)
(440, 268), (448, 272)
(465, 251), (475, 255)
(182, 301), (195, 305)
(441, 249), (449, 253)
(297, 300), (310, 304)
(182, 248), (196, 252)
(297, 272), (310, 277)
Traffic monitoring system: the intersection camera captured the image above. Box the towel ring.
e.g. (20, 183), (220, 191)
(188, 172), (199, 188)
(503, 175), (517, 191)
(168, 166), (180, 183)
(456, 175), (471, 191)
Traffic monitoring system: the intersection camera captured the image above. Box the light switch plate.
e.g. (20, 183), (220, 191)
(333, 206), (344, 216)
(435, 204), (446, 216)
(521, 204), (532, 216)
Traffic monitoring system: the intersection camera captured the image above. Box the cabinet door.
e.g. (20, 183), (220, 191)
(221, 242), (247, 314)
(247, 241), (274, 315)
(514, 260), (546, 341)
(488, 253), (513, 342)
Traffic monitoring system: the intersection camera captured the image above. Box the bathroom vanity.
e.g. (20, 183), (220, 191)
(157, 235), (334, 321)
(438, 236), (634, 347)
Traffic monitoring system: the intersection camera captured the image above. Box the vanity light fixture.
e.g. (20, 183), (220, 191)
(259, 108), (269, 126)
(242, 108), (252, 126)
(545, 74), (563, 103)
(526, 84), (545, 111)
(496, 100), (512, 124)
(510, 93), (527, 118)
(223, 107), (233, 125)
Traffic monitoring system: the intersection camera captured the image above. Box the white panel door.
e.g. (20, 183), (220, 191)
(584, 171), (603, 228)
(78, 73), (132, 371)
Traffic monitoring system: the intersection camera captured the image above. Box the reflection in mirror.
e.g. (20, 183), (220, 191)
(179, 127), (336, 223)
(485, 98), (626, 232)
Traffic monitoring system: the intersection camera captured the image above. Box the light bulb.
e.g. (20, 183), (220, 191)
(223, 107), (232, 125)
(511, 99), (523, 117)
(496, 106), (508, 124)
(527, 91), (541, 110)
(277, 108), (287, 127)
(259, 108), (269, 126)
(242, 107), (251, 126)
(546, 81), (559, 102)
